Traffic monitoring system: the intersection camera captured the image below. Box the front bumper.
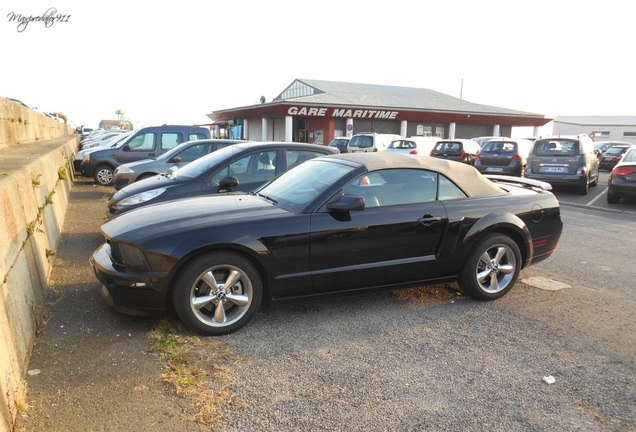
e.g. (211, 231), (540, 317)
(90, 243), (169, 315)
(476, 163), (523, 176)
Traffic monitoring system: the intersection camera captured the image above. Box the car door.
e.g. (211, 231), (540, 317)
(309, 169), (449, 294)
(118, 132), (157, 164)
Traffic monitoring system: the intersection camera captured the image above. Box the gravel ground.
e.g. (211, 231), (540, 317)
(13, 178), (636, 432)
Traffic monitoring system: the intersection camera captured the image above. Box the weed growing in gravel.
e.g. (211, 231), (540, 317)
(148, 320), (246, 428)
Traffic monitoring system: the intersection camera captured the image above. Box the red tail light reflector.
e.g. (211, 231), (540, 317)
(613, 167), (635, 176)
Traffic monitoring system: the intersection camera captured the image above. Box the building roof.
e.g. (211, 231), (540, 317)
(271, 79), (544, 118)
(208, 79), (552, 126)
(554, 116), (636, 126)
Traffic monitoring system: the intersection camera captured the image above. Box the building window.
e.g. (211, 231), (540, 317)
(623, 131), (636, 137)
(590, 131), (610, 138)
(279, 81), (319, 100)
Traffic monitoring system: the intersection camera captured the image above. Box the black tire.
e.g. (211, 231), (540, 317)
(607, 190), (620, 204)
(93, 165), (114, 186)
(172, 251), (262, 336)
(458, 233), (521, 301)
(579, 176), (589, 195)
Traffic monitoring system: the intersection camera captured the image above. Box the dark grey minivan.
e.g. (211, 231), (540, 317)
(525, 135), (599, 195)
(80, 125), (211, 186)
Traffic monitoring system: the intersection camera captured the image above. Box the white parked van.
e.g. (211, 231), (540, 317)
(347, 132), (403, 153)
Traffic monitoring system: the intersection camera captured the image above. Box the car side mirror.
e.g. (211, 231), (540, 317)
(218, 175), (239, 192)
(327, 194), (365, 212)
(123, 143), (130, 151)
(170, 155), (182, 163)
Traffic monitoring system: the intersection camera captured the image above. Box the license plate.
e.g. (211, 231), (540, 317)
(485, 167), (504, 172)
(540, 166), (567, 173)
(605, 157), (615, 161)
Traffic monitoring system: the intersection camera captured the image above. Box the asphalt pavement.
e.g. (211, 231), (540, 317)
(13, 176), (636, 432)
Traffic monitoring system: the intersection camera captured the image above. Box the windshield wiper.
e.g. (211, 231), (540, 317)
(257, 192), (278, 204)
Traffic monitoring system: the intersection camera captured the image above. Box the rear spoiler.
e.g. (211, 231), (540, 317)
(485, 175), (553, 191)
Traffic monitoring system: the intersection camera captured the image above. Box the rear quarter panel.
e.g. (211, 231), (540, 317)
(437, 189), (562, 271)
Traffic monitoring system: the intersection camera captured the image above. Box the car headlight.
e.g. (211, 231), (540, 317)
(111, 242), (150, 270)
(116, 165), (133, 174)
(117, 188), (167, 206)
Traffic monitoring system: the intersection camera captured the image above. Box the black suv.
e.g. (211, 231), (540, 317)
(80, 125), (211, 186)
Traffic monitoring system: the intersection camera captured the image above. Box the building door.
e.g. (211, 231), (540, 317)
(295, 118), (308, 142)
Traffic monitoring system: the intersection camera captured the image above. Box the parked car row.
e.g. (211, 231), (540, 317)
(77, 125), (211, 186)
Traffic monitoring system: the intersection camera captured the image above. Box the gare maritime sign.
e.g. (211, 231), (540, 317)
(287, 106), (399, 119)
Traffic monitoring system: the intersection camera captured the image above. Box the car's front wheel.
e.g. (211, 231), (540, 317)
(93, 165), (114, 186)
(172, 251), (262, 336)
(458, 233), (521, 300)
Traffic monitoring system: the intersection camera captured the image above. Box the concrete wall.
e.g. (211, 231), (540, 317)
(0, 97), (78, 431)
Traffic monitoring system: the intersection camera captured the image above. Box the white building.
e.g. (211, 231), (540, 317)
(552, 116), (636, 144)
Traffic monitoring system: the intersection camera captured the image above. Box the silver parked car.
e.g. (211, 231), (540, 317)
(112, 139), (247, 190)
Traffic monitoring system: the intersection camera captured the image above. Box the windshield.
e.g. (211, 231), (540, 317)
(623, 149), (636, 162)
(110, 130), (135, 147)
(604, 146), (629, 156)
(533, 139), (578, 157)
(171, 145), (239, 180)
(257, 159), (354, 212)
(156, 139), (203, 161)
(481, 141), (516, 153)
(348, 135), (373, 148)
(388, 140), (416, 150)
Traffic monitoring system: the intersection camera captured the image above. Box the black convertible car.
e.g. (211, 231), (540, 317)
(91, 153), (563, 336)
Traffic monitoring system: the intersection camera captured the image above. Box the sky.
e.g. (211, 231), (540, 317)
(2, 0), (634, 137)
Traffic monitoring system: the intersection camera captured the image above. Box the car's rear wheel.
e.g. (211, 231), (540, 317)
(458, 233), (521, 300)
(172, 251), (262, 336)
(579, 176), (589, 195)
(93, 165), (114, 186)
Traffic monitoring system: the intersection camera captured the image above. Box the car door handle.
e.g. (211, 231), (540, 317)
(418, 215), (442, 225)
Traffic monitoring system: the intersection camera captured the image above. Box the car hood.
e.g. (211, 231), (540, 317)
(102, 193), (286, 243)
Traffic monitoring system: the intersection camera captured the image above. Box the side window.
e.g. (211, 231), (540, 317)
(438, 174), (467, 200)
(177, 143), (209, 163)
(286, 150), (325, 170)
(127, 133), (155, 151)
(342, 169), (439, 207)
(160, 133), (181, 151)
(189, 132), (208, 141)
(210, 152), (277, 186)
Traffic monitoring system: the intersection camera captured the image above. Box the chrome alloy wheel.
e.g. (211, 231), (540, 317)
(475, 244), (517, 294)
(189, 264), (253, 327)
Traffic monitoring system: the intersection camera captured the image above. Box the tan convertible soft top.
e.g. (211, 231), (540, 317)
(324, 152), (505, 197)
